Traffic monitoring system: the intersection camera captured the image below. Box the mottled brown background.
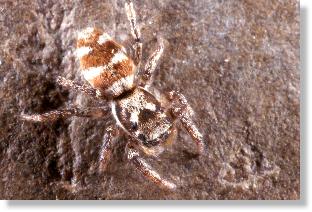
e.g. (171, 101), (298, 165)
(0, 0), (299, 199)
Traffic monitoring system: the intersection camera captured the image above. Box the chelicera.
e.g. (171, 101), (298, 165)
(21, 0), (205, 190)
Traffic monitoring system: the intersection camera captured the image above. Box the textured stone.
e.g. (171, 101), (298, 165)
(0, 0), (299, 199)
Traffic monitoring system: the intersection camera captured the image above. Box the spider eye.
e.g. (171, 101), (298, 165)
(138, 134), (147, 143)
(131, 122), (138, 130)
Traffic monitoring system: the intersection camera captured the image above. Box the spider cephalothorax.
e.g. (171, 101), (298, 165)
(21, 0), (205, 190)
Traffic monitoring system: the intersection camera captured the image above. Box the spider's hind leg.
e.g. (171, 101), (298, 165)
(56, 76), (100, 98)
(21, 107), (109, 122)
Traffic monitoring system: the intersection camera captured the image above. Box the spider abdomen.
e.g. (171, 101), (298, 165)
(76, 27), (136, 98)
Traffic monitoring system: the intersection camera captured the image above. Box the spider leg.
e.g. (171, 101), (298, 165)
(56, 76), (100, 98)
(125, 0), (142, 66)
(167, 91), (205, 154)
(21, 107), (109, 122)
(126, 143), (176, 190)
(98, 125), (118, 172)
(137, 38), (164, 87)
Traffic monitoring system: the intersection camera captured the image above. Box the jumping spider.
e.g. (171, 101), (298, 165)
(21, 0), (205, 190)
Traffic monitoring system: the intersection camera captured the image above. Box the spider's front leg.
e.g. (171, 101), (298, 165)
(126, 143), (176, 191)
(98, 125), (119, 173)
(125, 0), (142, 66)
(167, 91), (205, 154)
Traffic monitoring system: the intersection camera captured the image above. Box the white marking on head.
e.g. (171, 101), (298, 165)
(82, 66), (107, 81)
(130, 111), (139, 124)
(97, 33), (111, 45)
(78, 27), (95, 40)
(145, 103), (156, 111)
(76, 46), (92, 58)
(111, 51), (128, 64)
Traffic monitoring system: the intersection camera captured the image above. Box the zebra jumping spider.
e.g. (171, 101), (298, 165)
(21, 0), (205, 190)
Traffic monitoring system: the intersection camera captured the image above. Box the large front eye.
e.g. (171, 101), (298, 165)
(131, 121), (138, 130)
(138, 134), (147, 143)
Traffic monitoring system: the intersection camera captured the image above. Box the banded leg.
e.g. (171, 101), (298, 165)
(138, 38), (164, 87)
(126, 143), (176, 190)
(21, 107), (109, 122)
(56, 76), (100, 98)
(98, 125), (118, 172)
(125, 0), (142, 65)
(168, 91), (205, 154)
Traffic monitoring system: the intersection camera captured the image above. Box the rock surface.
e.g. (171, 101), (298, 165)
(0, 0), (299, 199)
